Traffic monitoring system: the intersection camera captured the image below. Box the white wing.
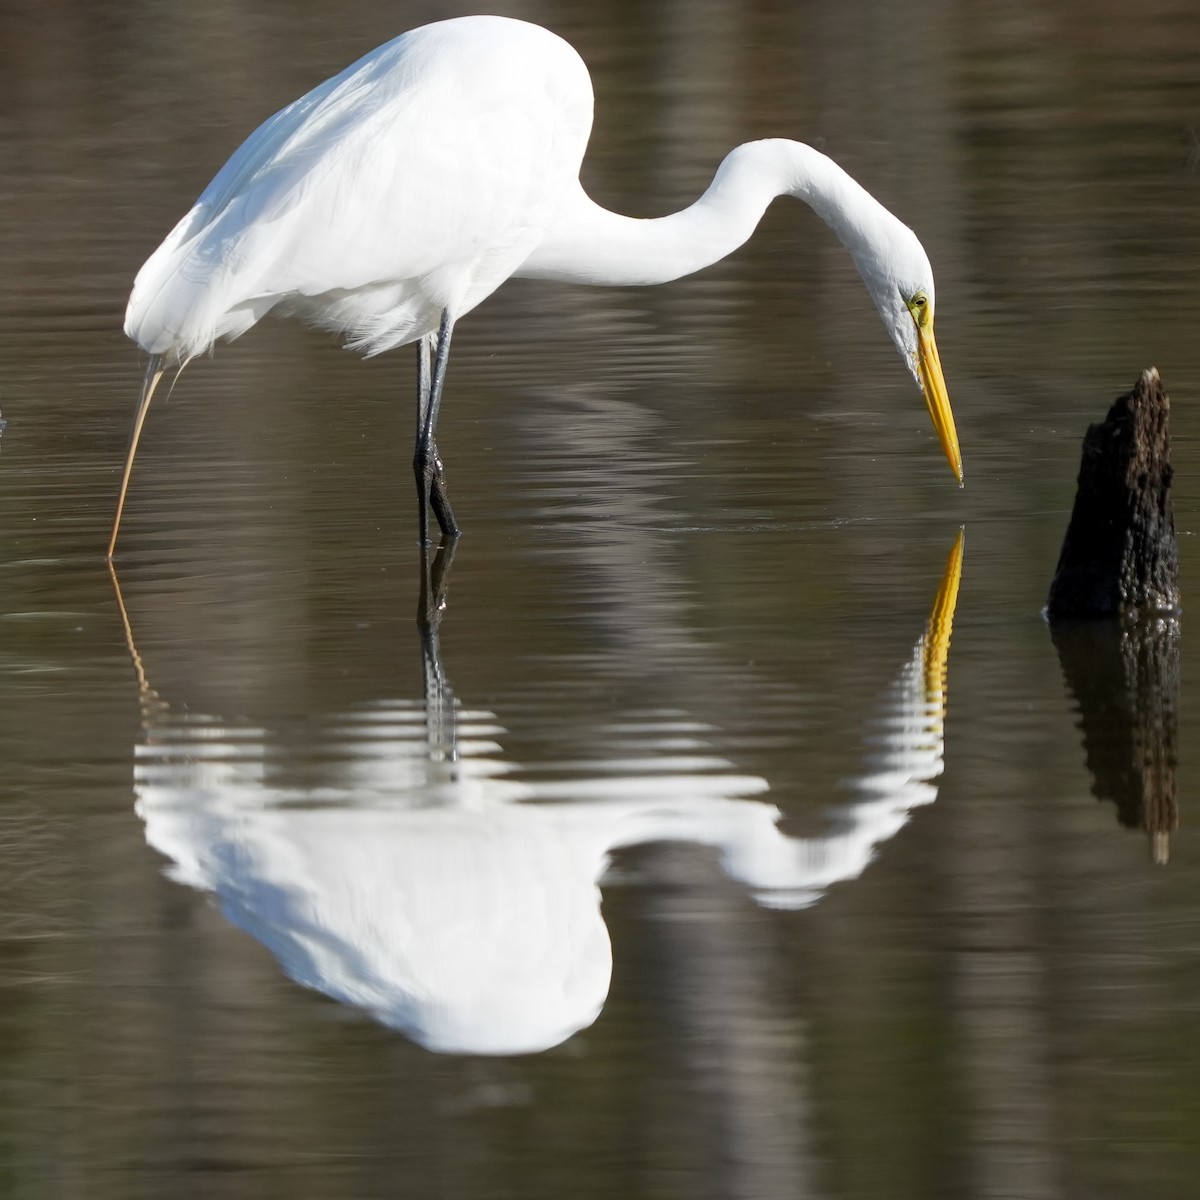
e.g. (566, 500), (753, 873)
(125, 16), (594, 359)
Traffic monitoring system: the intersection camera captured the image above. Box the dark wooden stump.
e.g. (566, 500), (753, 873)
(1046, 368), (1179, 619)
(1047, 368), (1181, 861)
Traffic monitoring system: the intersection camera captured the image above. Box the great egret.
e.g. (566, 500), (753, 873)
(111, 14), (962, 559)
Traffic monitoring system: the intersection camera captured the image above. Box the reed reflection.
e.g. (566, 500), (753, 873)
(113, 533), (962, 1056)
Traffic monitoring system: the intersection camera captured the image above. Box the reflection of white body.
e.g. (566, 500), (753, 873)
(135, 612), (952, 1056)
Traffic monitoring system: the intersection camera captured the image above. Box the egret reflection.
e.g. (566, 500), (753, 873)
(114, 534), (962, 1055)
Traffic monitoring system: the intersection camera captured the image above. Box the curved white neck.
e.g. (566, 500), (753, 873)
(515, 138), (892, 288)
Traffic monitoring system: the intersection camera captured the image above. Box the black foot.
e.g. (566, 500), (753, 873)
(414, 444), (461, 544)
(430, 468), (460, 541)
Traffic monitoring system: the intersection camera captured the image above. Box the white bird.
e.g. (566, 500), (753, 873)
(110, 14), (963, 559)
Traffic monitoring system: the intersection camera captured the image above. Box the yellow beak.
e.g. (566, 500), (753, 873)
(916, 319), (963, 485)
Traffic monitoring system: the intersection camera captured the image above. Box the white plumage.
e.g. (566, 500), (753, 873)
(111, 15), (961, 558)
(127, 17), (592, 359)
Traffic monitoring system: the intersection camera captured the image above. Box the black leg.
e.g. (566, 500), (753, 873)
(412, 310), (461, 545)
(414, 334), (433, 546)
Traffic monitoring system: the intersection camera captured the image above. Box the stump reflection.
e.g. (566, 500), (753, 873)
(1051, 617), (1180, 863)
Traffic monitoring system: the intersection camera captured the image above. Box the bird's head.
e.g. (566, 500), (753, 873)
(851, 219), (963, 484)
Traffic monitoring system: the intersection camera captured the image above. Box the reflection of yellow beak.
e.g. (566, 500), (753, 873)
(922, 528), (964, 709)
(916, 320), (963, 485)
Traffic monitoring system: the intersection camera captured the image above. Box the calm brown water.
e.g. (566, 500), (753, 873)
(2, 1), (1200, 1197)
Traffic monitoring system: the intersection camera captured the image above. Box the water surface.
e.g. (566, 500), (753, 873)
(2, 1), (1200, 1197)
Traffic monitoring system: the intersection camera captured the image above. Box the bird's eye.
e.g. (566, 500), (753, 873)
(907, 292), (931, 327)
